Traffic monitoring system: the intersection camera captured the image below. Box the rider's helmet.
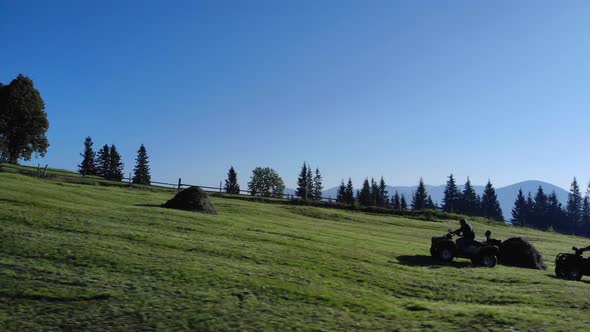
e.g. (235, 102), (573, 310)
(484, 230), (491, 238)
(459, 218), (467, 225)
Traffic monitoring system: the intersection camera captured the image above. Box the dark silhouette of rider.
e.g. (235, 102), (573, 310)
(576, 246), (590, 255)
(453, 218), (475, 251)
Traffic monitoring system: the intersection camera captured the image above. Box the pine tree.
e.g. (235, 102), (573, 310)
(480, 180), (504, 221)
(359, 178), (372, 206)
(566, 177), (583, 231)
(132, 144), (151, 185)
(376, 177), (388, 208)
(295, 162), (309, 199)
(95, 144), (110, 178)
(336, 180), (346, 203)
(312, 168), (323, 200)
(426, 195), (435, 209)
(224, 166), (240, 194)
(400, 194), (408, 211)
(442, 174), (461, 213)
(511, 189), (528, 226)
(108, 144), (124, 181)
(344, 178), (355, 205)
(392, 191), (401, 211)
(306, 166), (313, 200)
(547, 191), (566, 232)
(461, 177), (479, 216)
(78, 136), (96, 176)
(531, 186), (548, 229)
(582, 196), (590, 224)
(411, 178), (428, 210)
(370, 178), (379, 207)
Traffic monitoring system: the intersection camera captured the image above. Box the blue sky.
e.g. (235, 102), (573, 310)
(2, 1), (590, 190)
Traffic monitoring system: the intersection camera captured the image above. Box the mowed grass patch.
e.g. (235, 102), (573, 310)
(1, 173), (590, 331)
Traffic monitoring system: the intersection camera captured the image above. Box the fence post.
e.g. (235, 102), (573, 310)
(43, 165), (48, 177)
(177, 178), (182, 191)
(219, 181), (222, 192)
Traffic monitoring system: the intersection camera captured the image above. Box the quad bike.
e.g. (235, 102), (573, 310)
(555, 247), (590, 280)
(430, 229), (499, 267)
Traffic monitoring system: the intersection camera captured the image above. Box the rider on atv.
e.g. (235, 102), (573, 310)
(452, 218), (475, 252)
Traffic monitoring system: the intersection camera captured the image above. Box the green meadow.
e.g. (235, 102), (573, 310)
(1, 172), (590, 331)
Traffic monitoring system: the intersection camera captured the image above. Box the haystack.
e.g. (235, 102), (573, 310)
(163, 186), (217, 214)
(499, 237), (546, 270)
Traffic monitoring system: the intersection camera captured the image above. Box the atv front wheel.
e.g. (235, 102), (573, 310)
(480, 254), (497, 268)
(439, 248), (454, 262)
(555, 265), (566, 278)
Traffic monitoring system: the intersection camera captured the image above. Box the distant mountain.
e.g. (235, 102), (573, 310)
(322, 180), (569, 221)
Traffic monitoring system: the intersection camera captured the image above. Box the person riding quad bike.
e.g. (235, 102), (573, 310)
(452, 218), (475, 252)
(555, 245), (590, 280)
(430, 219), (499, 267)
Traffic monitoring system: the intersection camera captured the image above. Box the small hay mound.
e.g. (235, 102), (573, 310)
(163, 186), (217, 214)
(499, 237), (546, 270)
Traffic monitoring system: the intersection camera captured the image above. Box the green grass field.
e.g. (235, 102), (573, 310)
(2, 172), (590, 331)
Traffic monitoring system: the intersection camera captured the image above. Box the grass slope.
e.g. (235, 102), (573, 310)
(1, 173), (590, 331)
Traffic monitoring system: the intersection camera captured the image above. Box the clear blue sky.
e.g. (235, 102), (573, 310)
(2, 1), (590, 190)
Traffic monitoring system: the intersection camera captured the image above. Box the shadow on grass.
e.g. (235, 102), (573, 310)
(134, 204), (164, 208)
(548, 274), (590, 284)
(396, 255), (471, 268)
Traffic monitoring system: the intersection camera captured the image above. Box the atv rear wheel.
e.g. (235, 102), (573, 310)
(567, 267), (583, 281)
(439, 248), (454, 262)
(555, 265), (566, 278)
(480, 254), (497, 268)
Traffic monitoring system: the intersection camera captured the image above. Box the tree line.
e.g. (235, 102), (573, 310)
(78, 136), (151, 185)
(511, 178), (590, 236)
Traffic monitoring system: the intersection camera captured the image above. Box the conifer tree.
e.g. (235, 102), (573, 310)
(461, 177), (479, 216)
(336, 180), (346, 203)
(312, 168), (323, 200)
(370, 178), (379, 207)
(442, 174), (461, 213)
(108, 144), (124, 181)
(376, 177), (388, 208)
(295, 162), (309, 199)
(78, 136), (96, 176)
(224, 166), (240, 194)
(400, 194), (408, 211)
(306, 166), (314, 200)
(511, 189), (528, 226)
(532, 186), (548, 229)
(132, 144), (151, 185)
(547, 191), (566, 231)
(95, 144), (110, 178)
(359, 178), (372, 206)
(392, 191), (401, 211)
(566, 177), (583, 230)
(480, 180), (503, 221)
(426, 195), (436, 209)
(411, 178), (428, 210)
(344, 178), (355, 205)
(582, 196), (590, 224)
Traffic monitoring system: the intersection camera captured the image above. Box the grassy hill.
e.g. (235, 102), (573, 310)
(1, 172), (590, 331)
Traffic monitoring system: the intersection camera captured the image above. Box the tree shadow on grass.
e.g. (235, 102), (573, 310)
(396, 255), (472, 269)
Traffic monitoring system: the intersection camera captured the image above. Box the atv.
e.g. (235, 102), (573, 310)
(430, 230), (499, 267)
(555, 247), (590, 280)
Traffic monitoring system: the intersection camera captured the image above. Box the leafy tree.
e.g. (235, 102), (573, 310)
(442, 174), (461, 213)
(344, 178), (355, 205)
(108, 145), (124, 181)
(248, 167), (285, 198)
(312, 168), (323, 200)
(376, 177), (388, 208)
(336, 180), (346, 203)
(511, 189), (528, 226)
(132, 144), (151, 185)
(0, 74), (49, 163)
(461, 177), (479, 216)
(400, 194), (408, 211)
(358, 178), (372, 206)
(392, 191), (401, 210)
(481, 180), (504, 221)
(95, 144), (110, 178)
(295, 162), (309, 199)
(566, 177), (583, 229)
(78, 136), (97, 176)
(411, 178), (428, 210)
(224, 166), (240, 194)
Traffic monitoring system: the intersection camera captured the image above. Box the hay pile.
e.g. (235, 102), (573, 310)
(163, 186), (217, 214)
(498, 237), (546, 270)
